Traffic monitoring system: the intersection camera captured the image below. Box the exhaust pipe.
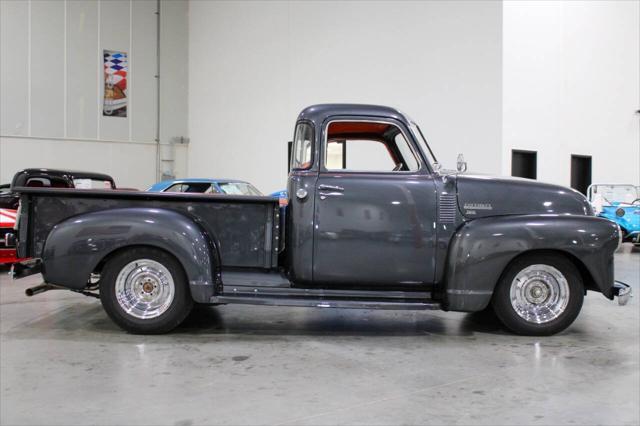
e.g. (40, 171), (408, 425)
(25, 284), (61, 297)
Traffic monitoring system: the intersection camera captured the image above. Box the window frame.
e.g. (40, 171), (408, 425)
(290, 120), (316, 172)
(320, 118), (425, 175)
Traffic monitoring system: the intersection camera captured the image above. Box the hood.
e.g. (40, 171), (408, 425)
(455, 174), (593, 218)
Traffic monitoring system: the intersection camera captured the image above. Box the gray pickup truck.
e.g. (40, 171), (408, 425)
(9, 104), (631, 335)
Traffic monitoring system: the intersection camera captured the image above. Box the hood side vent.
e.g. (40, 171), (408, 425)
(439, 194), (457, 224)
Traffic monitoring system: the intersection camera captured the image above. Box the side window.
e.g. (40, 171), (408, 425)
(324, 121), (419, 172)
(25, 177), (68, 187)
(345, 140), (396, 171)
(25, 178), (50, 187)
(291, 122), (314, 170)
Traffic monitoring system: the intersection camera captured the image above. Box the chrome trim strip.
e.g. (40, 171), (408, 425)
(446, 289), (494, 295)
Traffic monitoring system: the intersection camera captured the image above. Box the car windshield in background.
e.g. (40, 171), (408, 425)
(218, 182), (262, 196)
(165, 182), (213, 193)
(73, 179), (114, 190)
(589, 185), (639, 205)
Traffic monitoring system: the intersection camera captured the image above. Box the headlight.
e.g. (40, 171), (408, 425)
(616, 208), (625, 217)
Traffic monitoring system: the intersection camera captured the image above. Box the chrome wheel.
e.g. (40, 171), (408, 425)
(115, 259), (175, 319)
(510, 264), (570, 324)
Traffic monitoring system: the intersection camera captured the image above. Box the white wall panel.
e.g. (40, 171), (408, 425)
(189, 1), (288, 192)
(131, 0), (157, 142)
(288, 0), (503, 176)
(30, 0), (65, 137)
(188, 1), (503, 193)
(0, 0), (29, 136)
(159, 0), (189, 163)
(503, 1), (640, 186)
(99, 0), (131, 141)
(173, 143), (188, 180)
(0, 0), (186, 189)
(67, 0), (99, 139)
(0, 137), (155, 189)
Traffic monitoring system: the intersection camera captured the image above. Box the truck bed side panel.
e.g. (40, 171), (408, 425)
(20, 189), (280, 270)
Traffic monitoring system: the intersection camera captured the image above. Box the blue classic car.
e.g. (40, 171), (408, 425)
(147, 178), (263, 196)
(588, 184), (640, 246)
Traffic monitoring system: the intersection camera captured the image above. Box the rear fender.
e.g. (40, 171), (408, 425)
(41, 208), (220, 303)
(443, 215), (619, 312)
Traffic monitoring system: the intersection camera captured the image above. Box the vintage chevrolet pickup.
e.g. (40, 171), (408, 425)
(8, 104), (631, 335)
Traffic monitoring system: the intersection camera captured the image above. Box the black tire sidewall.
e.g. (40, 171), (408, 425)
(100, 247), (193, 334)
(492, 254), (584, 336)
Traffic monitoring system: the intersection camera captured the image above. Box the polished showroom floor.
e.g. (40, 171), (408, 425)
(1, 247), (638, 425)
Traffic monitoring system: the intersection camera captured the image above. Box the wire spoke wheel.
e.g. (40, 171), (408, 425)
(510, 264), (570, 324)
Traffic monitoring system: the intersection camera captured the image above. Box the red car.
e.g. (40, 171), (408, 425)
(0, 206), (18, 264)
(0, 169), (118, 265)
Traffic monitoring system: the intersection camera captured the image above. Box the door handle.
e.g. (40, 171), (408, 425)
(318, 184), (344, 192)
(319, 191), (343, 200)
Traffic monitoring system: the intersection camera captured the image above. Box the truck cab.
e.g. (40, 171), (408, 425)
(287, 105), (440, 289)
(9, 104), (630, 335)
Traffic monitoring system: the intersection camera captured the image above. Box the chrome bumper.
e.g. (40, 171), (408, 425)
(613, 281), (632, 306)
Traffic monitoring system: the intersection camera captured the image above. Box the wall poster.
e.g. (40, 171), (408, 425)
(103, 50), (128, 117)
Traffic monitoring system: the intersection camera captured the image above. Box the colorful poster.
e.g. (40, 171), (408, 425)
(103, 50), (128, 117)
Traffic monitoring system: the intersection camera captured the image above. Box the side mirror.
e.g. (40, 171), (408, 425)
(456, 154), (468, 173)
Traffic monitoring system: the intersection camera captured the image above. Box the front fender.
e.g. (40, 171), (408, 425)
(443, 214), (619, 312)
(41, 208), (220, 303)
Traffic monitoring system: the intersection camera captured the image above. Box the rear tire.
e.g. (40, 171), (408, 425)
(100, 247), (193, 334)
(491, 253), (584, 336)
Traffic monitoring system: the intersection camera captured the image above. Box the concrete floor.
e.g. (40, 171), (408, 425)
(1, 248), (638, 426)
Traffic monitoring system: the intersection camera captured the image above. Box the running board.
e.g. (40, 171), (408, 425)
(211, 294), (441, 310)
(224, 285), (432, 300)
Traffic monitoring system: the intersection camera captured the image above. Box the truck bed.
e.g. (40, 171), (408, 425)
(15, 187), (281, 269)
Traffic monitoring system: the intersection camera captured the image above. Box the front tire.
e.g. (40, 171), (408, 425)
(491, 253), (584, 336)
(100, 247), (193, 334)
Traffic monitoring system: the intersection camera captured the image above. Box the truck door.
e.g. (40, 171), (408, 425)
(286, 121), (319, 285)
(312, 118), (438, 288)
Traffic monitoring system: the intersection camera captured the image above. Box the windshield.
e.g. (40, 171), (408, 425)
(409, 123), (438, 169)
(73, 178), (114, 189)
(588, 184), (639, 205)
(164, 182), (213, 193)
(218, 182), (262, 196)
